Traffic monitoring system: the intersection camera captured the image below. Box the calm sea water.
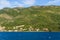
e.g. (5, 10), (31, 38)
(0, 32), (60, 40)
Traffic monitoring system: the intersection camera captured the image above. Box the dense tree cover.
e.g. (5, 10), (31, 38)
(0, 6), (60, 32)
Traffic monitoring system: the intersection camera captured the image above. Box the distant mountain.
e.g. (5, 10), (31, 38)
(0, 6), (60, 32)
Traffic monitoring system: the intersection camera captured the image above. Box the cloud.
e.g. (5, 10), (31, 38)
(0, 0), (11, 9)
(0, 0), (36, 9)
(22, 0), (36, 6)
(10, 1), (23, 7)
(46, 0), (60, 5)
(0, 0), (24, 9)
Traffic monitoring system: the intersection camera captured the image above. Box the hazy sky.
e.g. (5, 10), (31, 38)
(0, 0), (60, 9)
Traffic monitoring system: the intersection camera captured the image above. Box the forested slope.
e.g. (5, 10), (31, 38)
(0, 6), (60, 32)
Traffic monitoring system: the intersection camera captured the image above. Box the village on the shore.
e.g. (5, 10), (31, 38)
(0, 25), (49, 32)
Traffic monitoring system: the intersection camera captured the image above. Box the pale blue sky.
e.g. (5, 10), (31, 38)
(0, 0), (60, 9)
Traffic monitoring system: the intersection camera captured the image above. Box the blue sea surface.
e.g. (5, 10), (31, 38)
(0, 32), (60, 40)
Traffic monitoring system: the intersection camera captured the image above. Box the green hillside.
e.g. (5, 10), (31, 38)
(0, 6), (60, 32)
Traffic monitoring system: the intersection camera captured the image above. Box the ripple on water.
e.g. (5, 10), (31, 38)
(0, 32), (59, 40)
